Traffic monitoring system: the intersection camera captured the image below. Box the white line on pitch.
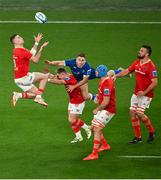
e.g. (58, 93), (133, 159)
(0, 20), (161, 24)
(118, 155), (161, 158)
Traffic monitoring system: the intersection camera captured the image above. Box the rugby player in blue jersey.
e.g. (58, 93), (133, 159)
(45, 53), (122, 101)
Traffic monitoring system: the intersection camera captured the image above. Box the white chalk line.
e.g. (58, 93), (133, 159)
(0, 20), (161, 24)
(118, 155), (161, 159)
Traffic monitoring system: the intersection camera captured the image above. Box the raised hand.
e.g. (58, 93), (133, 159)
(41, 41), (49, 49)
(34, 33), (43, 43)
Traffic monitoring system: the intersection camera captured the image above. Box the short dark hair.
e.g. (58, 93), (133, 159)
(77, 52), (86, 58)
(141, 45), (152, 56)
(10, 34), (18, 44)
(57, 68), (67, 74)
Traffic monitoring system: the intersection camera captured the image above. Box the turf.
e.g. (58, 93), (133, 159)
(0, 9), (161, 179)
(1, 0), (161, 11)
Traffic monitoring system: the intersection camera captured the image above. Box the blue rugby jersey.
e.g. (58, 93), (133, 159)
(64, 59), (96, 81)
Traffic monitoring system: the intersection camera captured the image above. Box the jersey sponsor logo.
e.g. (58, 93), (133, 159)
(104, 88), (110, 95)
(135, 70), (146, 75)
(143, 66), (147, 71)
(152, 70), (157, 77)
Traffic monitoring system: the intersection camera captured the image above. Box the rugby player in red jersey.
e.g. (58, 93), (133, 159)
(116, 45), (158, 144)
(48, 68), (92, 143)
(45, 53), (123, 101)
(83, 65), (116, 160)
(10, 33), (49, 107)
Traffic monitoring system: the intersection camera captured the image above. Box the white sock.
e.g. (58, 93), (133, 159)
(36, 95), (42, 98)
(81, 123), (88, 130)
(75, 131), (82, 139)
(17, 93), (22, 98)
(88, 93), (93, 100)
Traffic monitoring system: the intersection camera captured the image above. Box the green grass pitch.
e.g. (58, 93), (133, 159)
(0, 3), (161, 178)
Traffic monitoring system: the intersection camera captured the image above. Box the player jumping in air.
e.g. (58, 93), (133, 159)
(83, 65), (116, 160)
(116, 45), (158, 144)
(45, 53), (122, 101)
(10, 33), (49, 107)
(48, 68), (92, 143)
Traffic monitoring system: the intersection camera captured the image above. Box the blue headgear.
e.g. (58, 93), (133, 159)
(96, 65), (108, 78)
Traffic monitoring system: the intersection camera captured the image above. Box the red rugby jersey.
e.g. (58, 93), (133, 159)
(13, 48), (32, 79)
(128, 59), (158, 98)
(64, 75), (84, 104)
(98, 77), (116, 114)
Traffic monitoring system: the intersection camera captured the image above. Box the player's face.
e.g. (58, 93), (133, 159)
(76, 56), (86, 67)
(57, 72), (66, 79)
(13, 35), (24, 45)
(137, 47), (149, 59)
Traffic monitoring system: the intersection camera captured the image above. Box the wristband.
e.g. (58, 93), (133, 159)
(35, 42), (39, 46)
(30, 48), (37, 56)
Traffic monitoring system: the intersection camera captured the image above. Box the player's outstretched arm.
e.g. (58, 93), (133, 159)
(30, 41), (49, 63)
(76, 76), (89, 88)
(115, 69), (129, 78)
(67, 76), (89, 92)
(30, 33), (43, 55)
(48, 77), (66, 85)
(45, 60), (65, 66)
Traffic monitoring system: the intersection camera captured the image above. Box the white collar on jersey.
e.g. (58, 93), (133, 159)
(140, 59), (151, 66)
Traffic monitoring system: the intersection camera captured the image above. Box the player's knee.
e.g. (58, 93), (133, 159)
(136, 111), (146, 120)
(42, 73), (48, 80)
(93, 126), (101, 133)
(68, 116), (75, 123)
(129, 109), (136, 117)
(38, 73), (48, 80)
(136, 111), (143, 118)
(68, 117), (72, 123)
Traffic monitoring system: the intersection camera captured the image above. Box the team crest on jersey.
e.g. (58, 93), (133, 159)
(104, 88), (110, 95)
(87, 69), (92, 75)
(143, 66), (147, 71)
(152, 70), (157, 77)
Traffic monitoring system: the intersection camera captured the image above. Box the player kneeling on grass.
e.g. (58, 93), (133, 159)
(48, 68), (92, 143)
(83, 65), (116, 161)
(10, 33), (49, 107)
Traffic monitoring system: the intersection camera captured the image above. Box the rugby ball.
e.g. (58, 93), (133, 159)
(35, 12), (47, 23)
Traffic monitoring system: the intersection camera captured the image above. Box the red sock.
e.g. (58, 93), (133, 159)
(101, 134), (108, 146)
(78, 119), (85, 128)
(37, 88), (44, 95)
(22, 92), (28, 99)
(71, 119), (85, 133)
(143, 117), (155, 133)
(71, 119), (80, 133)
(92, 139), (100, 154)
(131, 117), (141, 138)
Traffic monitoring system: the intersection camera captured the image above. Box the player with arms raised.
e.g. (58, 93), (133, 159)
(11, 33), (49, 107)
(116, 45), (158, 144)
(48, 68), (92, 143)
